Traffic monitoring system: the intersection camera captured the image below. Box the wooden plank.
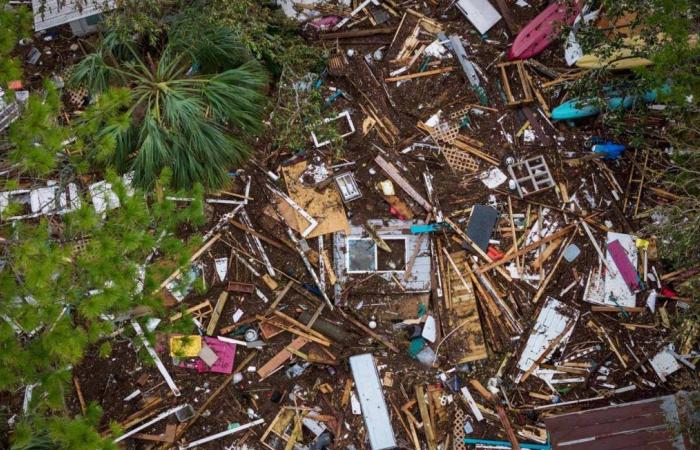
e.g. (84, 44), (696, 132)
(493, 0), (518, 34)
(415, 385), (437, 450)
(477, 223), (577, 274)
(591, 306), (645, 313)
(374, 155), (433, 211)
(445, 251), (487, 364)
(385, 66), (455, 82)
(73, 376), (87, 415)
(257, 336), (309, 379)
(320, 26), (397, 39)
(206, 291), (228, 336)
(260, 318), (331, 347)
(495, 404), (521, 450)
(229, 219), (290, 251)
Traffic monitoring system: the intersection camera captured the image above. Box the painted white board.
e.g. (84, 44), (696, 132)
(516, 297), (579, 380)
(603, 232), (638, 307)
(349, 354), (396, 450)
(456, 0), (502, 35)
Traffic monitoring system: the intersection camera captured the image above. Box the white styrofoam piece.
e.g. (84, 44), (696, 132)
(455, 0), (502, 35)
(215, 257), (228, 282)
(350, 392), (362, 415)
(603, 232), (638, 307)
(349, 354), (397, 450)
(650, 346), (681, 378)
(516, 297), (579, 379)
(422, 315), (437, 343)
(89, 180), (120, 215)
(460, 386), (484, 422)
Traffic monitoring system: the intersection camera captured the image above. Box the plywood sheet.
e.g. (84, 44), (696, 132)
(446, 251), (487, 363)
(281, 161), (350, 238)
(516, 297), (578, 376)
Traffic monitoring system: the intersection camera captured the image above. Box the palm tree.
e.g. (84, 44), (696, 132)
(71, 25), (268, 189)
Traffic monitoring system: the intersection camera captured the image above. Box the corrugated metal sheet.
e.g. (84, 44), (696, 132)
(545, 391), (698, 450)
(32, 0), (115, 31)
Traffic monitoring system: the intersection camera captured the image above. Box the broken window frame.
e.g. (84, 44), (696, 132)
(346, 236), (408, 274)
(311, 110), (355, 148)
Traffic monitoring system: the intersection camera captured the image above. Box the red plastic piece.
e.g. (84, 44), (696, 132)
(508, 0), (581, 60)
(487, 246), (504, 261)
(660, 286), (678, 298)
(389, 206), (406, 220)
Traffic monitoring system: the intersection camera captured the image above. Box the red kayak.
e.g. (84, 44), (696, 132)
(508, 0), (581, 60)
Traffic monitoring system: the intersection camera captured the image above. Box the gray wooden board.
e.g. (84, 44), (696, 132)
(349, 354), (397, 450)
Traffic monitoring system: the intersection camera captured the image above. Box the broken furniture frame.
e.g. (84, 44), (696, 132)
(260, 407), (307, 450)
(506, 155), (555, 197)
(496, 61), (534, 108)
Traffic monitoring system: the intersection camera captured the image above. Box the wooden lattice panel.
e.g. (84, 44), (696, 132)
(67, 86), (88, 107)
(428, 122), (460, 144)
(449, 107), (472, 122)
(442, 147), (479, 173)
(453, 407), (468, 450)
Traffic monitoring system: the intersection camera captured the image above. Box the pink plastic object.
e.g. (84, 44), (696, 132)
(177, 337), (236, 374)
(607, 239), (641, 293)
(310, 16), (341, 31)
(508, 1), (581, 60)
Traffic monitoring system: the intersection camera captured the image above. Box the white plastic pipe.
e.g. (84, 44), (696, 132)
(179, 418), (264, 449)
(114, 405), (187, 443)
(131, 321), (180, 397)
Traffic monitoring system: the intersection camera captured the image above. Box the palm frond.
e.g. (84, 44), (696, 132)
(70, 53), (112, 93)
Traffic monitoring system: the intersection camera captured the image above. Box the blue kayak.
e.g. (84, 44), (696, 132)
(552, 84), (671, 120)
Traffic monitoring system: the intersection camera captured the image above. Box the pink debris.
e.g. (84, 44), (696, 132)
(309, 16), (341, 31)
(177, 337), (236, 374)
(508, 1), (581, 60)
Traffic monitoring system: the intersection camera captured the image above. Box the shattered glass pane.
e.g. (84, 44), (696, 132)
(347, 238), (376, 272)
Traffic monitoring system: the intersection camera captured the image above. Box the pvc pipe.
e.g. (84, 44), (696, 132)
(179, 418), (265, 449)
(114, 405), (187, 443)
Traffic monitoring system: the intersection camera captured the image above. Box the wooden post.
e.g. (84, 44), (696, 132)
(206, 291), (228, 335)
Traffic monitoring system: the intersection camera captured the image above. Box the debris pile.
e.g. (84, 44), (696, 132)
(5, 0), (699, 449)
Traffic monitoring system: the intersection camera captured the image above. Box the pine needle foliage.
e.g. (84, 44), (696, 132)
(0, 171), (205, 413)
(8, 81), (68, 176)
(0, 1), (32, 86)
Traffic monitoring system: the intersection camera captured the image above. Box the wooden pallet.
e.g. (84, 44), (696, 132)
(445, 251), (488, 364)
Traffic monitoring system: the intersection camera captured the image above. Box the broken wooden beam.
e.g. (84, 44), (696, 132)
(477, 223), (577, 274)
(385, 67), (455, 82)
(374, 155), (433, 212)
(320, 26), (397, 39)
